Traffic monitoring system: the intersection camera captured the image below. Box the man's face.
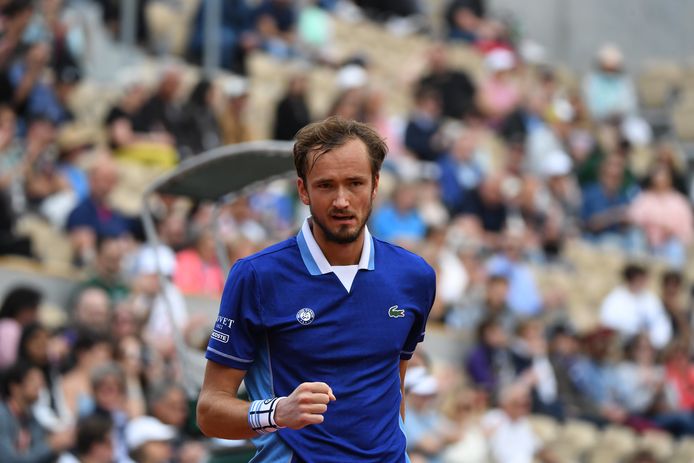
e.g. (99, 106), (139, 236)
(297, 138), (378, 245)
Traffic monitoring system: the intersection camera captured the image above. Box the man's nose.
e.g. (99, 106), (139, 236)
(333, 187), (349, 209)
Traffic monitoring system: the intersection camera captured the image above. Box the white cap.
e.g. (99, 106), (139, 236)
(125, 416), (176, 450)
(404, 366), (427, 391)
(223, 77), (249, 97)
(485, 49), (515, 72)
(134, 245), (176, 276)
(621, 115), (652, 147)
(336, 64), (368, 89)
(410, 375), (439, 396)
(542, 150), (572, 178)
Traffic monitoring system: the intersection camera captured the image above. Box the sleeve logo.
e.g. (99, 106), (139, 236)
(211, 330), (229, 343)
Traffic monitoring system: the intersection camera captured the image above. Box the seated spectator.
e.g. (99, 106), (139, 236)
(176, 79), (222, 159)
(77, 234), (130, 303)
(445, 0), (485, 43)
(582, 44), (637, 122)
(148, 382), (206, 461)
(581, 154), (637, 245)
(125, 415), (176, 463)
(254, 0), (297, 59)
(659, 270), (690, 344)
(437, 126), (487, 216)
(371, 180), (427, 244)
(486, 227), (543, 317)
(65, 155), (137, 266)
(173, 228), (225, 297)
(447, 274), (515, 334)
(404, 85), (445, 162)
(600, 263), (672, 349)
(0, 363), (74, 462)
(613, 334), (694, 436)
(88, 363), (138, 462)
(440, 385), (490, 463)
(218, 77), (254, 145)
(482, 382), (557, 463)
(476, 49), (521, 126)
(511, 319), (563, 420)
(403, 367), (458, 463)
(273, 72), (311, 141)
(466, 316), (516, 399)
(0, 285), (41, 369)
(187, 0), (255, 74)
(59, 413), (114, 463)
(418, 44), (476, 119)
(664, 341), (694, 412)
(115, 336), (148, 420)
(61, 330), (114, 420)
(457, 174), (509, 250)
(628, 165), (693, 268)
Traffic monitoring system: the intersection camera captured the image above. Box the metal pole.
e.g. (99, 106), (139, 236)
(203, 0), (222, 77)
(211, 201), (232, 277)
(120, 0), (138, 46)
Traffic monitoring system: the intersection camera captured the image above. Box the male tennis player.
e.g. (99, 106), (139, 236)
(197, 116), (436, 462)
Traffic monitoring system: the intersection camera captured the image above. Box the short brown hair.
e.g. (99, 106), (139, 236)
(293, 116), (387, 183)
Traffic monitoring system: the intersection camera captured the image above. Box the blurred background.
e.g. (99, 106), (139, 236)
(2, 1), (694, 462)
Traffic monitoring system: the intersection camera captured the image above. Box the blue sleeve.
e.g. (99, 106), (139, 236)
(65, 201), (92, 231)
(205, 259), (264, 370)
(400, 262), (436, 360)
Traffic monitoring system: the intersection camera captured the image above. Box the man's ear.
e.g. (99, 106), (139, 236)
(297, 177), (310, 205)
(371, 173), (380, 200)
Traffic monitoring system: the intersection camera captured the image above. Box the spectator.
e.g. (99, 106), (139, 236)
(59, 414), (114, 463)
(404, 85), (444, 162)
(125, 415), (175, 463)
(273, 72), (311, 141)
(612, 334), (694, 436)
(628, 164), (693, 268)
(371, 180), (427, 244)
(218, 77), (253, 145)
(477, 49), (521, 126)
(581, 154), (636, 245)
(482, 382), (557, 463)
(440, 386), (490, 463)
(60, 330), (113, 420)
(418, 43), (476, 120)
(0, 285), (41, 369)
(69, 286), (113, 338)
(582, 44), (637, 122)
(510, 319), (562, 420)
(448, 275), (515, 334)
(486, 227), (543, 317)
(77, 235), (129, 303)
(173, 228), (225, 297)
(0, 362), (74, 463)
(65, 155), (136, 266)
(403, 367), (458, 463)
(664, 341), (694, 412)
(115, 336), (148, 420)
(254, 0), (297, 60)
(176, 79), (222, 159)
(445, 0), (485, 42)
(659, 270), (690, 345)
(600, 263), (672, 349)
(466, 316), (516, 399)
(187, 0), (254, 74)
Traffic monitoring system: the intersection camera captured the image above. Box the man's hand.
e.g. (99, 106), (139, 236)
(274, 382), (336, 429)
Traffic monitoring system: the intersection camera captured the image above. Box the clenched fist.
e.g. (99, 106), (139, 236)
(274, 382), (336, 429)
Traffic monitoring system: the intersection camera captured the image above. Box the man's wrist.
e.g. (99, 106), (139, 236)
(248, 397), (286, 434)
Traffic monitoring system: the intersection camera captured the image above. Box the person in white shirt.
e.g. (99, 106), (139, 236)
(599, 263), (672, 349)
(482, 382), (557, 463)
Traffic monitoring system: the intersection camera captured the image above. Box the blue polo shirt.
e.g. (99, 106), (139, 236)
(206, 219), (436, 463)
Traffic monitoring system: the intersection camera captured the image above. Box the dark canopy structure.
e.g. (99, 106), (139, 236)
(140, 141), (295, 396)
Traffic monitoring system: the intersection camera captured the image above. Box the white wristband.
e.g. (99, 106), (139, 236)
(248, 397), (286, 434)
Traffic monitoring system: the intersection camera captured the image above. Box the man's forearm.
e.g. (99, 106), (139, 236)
(197, 391), (256, 439)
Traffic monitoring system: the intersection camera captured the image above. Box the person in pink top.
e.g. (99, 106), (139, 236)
(664, 342), (694, 411)
(477, 49), (521, 126)
(173, 229), (224, 296)
(628, 164), (693, 268)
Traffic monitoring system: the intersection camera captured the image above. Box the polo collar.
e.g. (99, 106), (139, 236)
(296, 217), (375, 276)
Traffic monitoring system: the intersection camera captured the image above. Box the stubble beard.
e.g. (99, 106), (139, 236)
(310, 198), (373, 245)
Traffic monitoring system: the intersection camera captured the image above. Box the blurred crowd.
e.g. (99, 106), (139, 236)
(1, 0), (694, 463)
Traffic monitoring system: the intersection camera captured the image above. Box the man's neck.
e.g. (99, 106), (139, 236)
(7, 397), (27, 417)
(310, 221), (364, 266)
